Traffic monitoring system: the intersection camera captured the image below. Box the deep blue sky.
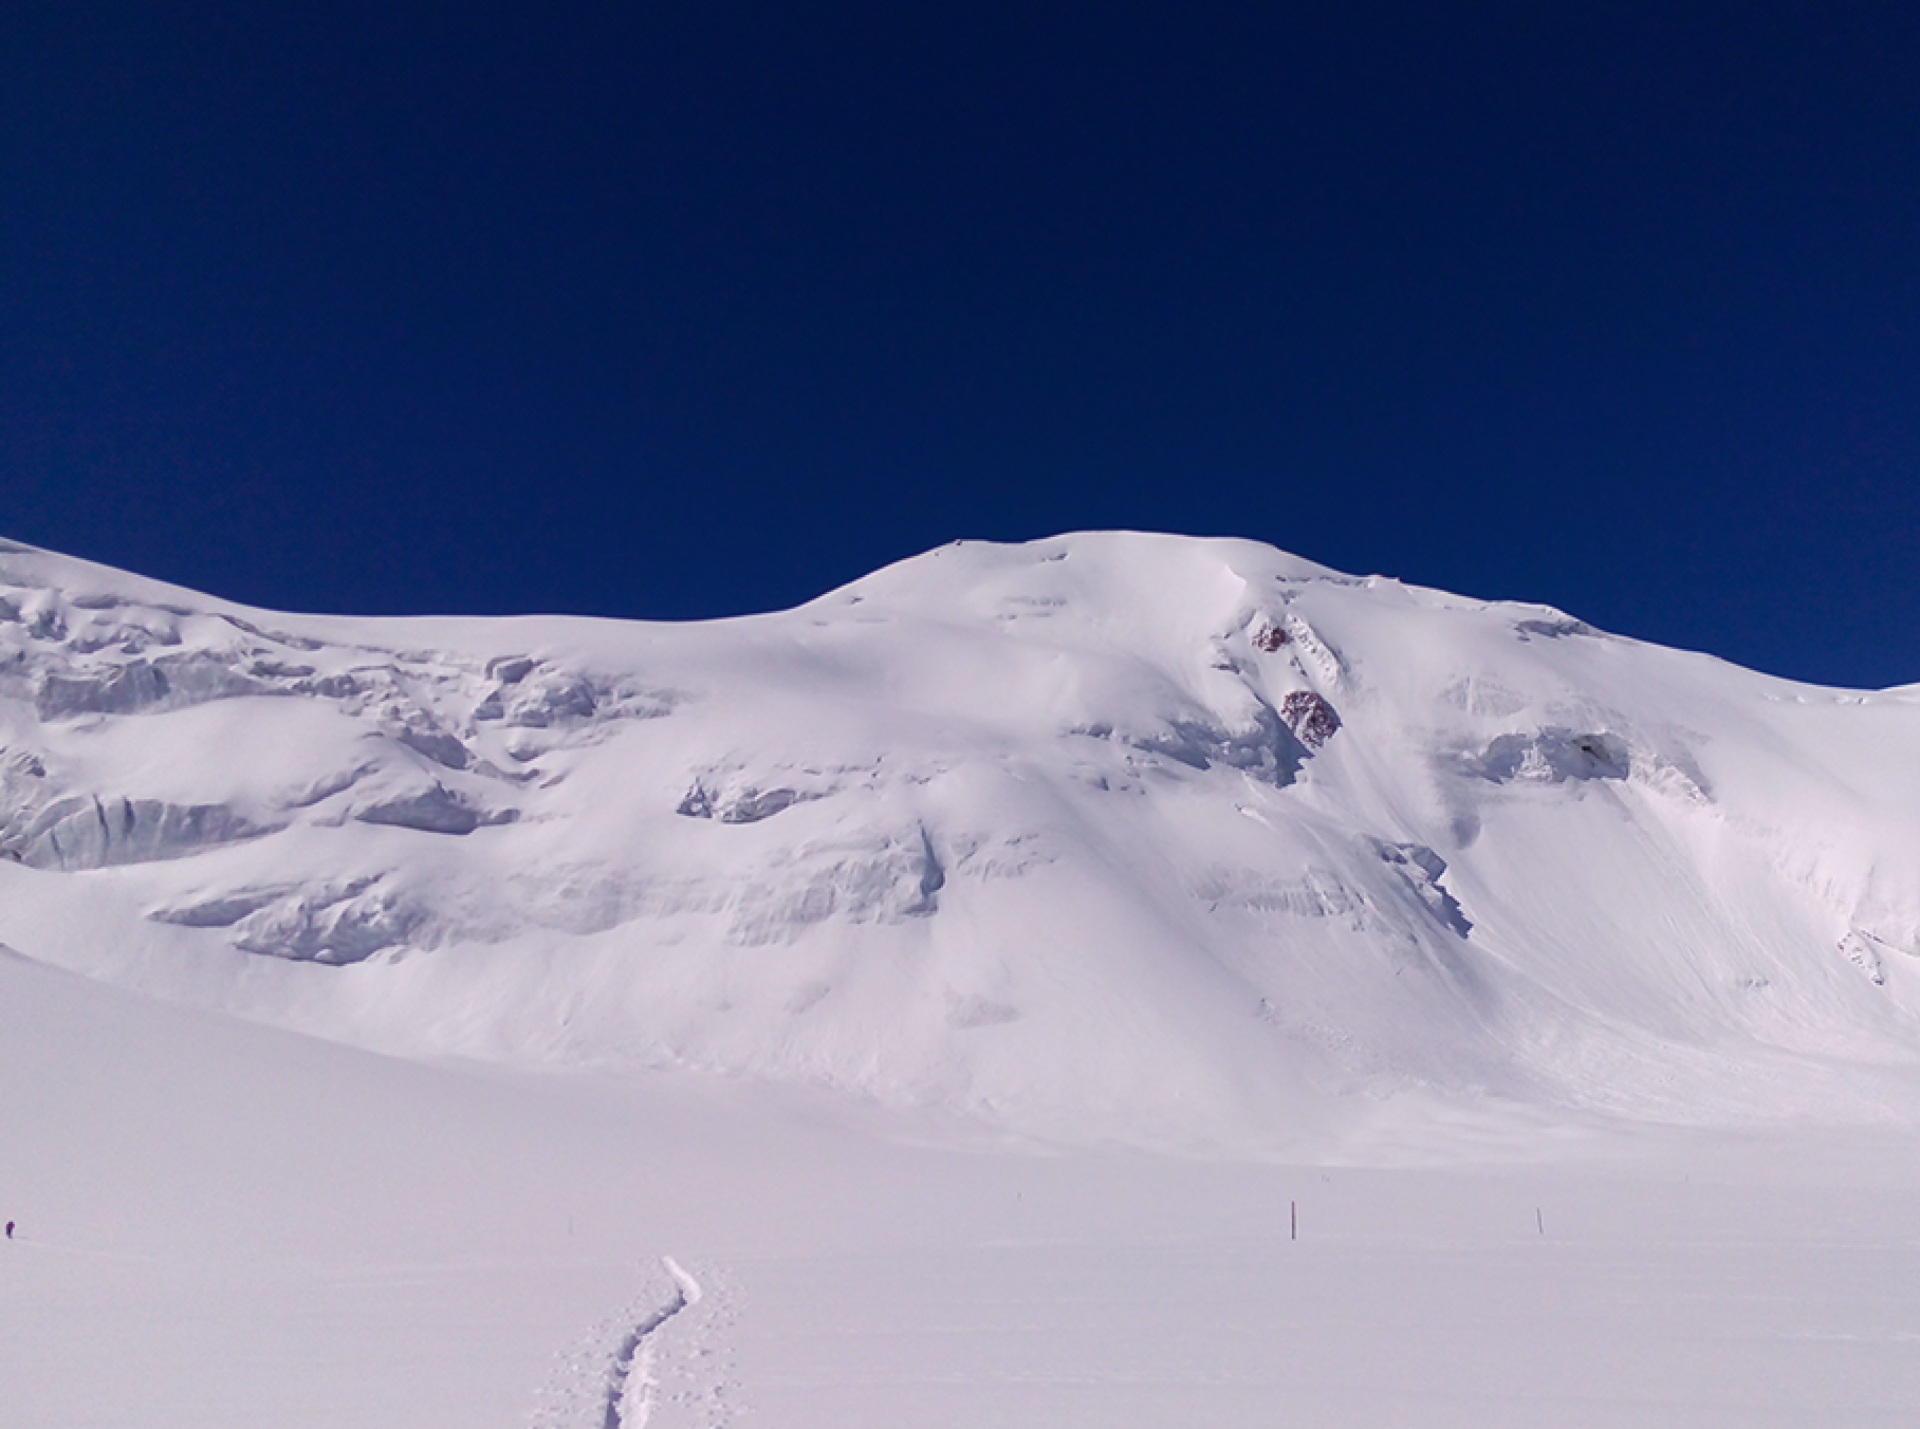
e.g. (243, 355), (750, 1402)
(5, 4), (1917, 687)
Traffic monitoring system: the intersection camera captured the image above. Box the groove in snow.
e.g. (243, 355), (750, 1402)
(602, 1257), (702, 1429)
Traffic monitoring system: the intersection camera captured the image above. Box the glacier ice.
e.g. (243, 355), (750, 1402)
(2, 530), (1919, 1146)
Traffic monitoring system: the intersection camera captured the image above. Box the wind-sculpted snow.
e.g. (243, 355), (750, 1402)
(354, 783), (513, 836)
(3, 531), (1920, 1149)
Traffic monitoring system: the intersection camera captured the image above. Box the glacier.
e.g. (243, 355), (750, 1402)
(4, 530), (1920, 1150)
(8, 530), (1920, 1428)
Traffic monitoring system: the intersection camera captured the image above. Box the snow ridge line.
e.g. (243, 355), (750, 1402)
(601, 1257), (702, 1429)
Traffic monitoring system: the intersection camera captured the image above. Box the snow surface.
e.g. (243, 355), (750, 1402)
(5, 530), (1920, 1425)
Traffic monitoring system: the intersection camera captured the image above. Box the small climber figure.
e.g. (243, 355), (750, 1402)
(5, 1221), (13, 1240)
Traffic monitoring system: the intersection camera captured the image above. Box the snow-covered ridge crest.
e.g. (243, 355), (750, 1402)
(3, 531), (1919, 1151)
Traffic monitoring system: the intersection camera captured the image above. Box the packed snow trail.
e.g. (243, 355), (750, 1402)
(604, 1258), (702, 1429)
(531, 1257), (719, 1429)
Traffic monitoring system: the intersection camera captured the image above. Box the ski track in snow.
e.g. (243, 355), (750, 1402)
(605, 1257), (700, 1429)
(531, 1257), (734, 1429)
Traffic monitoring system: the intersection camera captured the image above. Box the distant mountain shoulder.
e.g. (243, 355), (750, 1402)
(3, 531), (1918, 1152)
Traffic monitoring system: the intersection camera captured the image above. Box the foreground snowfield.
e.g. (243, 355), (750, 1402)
(9, 942), (1920, 1427)
(5, 530), (1920, 1424)
(11, 943), (1920, 1428)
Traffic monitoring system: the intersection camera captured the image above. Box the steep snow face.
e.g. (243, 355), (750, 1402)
(3, 532), (1919, 1150)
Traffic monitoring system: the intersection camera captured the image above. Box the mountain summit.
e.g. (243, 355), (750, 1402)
(4, 532), (1917, 1150)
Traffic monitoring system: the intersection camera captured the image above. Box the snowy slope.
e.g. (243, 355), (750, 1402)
(13, 931), (1920, 1429)
(4, 531), (1920, 1150)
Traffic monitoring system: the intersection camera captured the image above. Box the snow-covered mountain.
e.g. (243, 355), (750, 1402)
(5, 530), (1919, 1151)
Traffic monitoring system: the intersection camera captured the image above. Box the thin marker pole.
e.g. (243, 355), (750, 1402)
(1291, 1200), (1297, 1242)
